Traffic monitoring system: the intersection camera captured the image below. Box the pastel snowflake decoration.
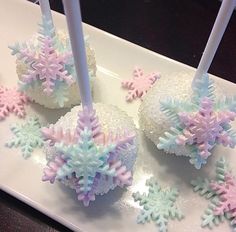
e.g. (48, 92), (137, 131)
(9, 16), (74, 103)
(16, 36), (73, 95)
(0, 86), (29, 120)
(157, 74), (236, 169)
(6, 117), (44, 158)
(133, 178), (184, 232)
(191, 157), (236, 229)
(42, 107), (135, 206)
(122, 67), (160, 102)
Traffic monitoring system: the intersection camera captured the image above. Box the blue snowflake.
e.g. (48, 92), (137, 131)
(157, 74), (236, 169)
(55, 127), (117, 193)
(6, 117), (44, 158)
(133, 178), (184, 232)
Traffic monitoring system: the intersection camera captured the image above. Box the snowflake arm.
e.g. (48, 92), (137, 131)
(122, 67), (160, 102)
(51, 82), (69, 107)
(191, 73), (215, 104)
(42, 155), (65, 183)
(6, 117), (44, 158)
(157, 127), (183, 152)
(191, 177), (216, 199)
(201, 199), (225, 228)
(41, 125), (78, 145)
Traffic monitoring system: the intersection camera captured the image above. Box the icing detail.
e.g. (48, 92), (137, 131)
(133, 178), (184, 232)
(122, 67), (160, 102)
(158, 74), (236, 169)
(0, 86), (29, 120)
(6, 117), (44, 158)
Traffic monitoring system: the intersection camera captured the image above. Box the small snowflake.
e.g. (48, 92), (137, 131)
(0, 86), (29, 120)
(122, 67), (160, 102)
(42, 107), (135, 206)
(6, 117), (44, 158)
(133, 178), (184, 232)
(157, 74), (236, 169)
(191, 157), (236, 229)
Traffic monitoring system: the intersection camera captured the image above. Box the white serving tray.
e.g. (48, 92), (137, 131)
(0, 1), (235, 231)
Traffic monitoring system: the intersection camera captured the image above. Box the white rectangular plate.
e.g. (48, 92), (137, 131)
(0, 1), (236, 231)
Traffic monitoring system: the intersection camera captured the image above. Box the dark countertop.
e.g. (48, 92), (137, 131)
(0, 0), (236, 232)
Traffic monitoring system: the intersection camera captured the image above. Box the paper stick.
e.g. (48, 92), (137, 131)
(63, 0), (93, 110)
(193, 0), (236, 86)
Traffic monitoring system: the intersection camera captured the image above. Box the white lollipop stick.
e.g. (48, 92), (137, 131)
(63, 0), (93, 110)
(193, 0), (236, 86)
(39, 0), (53, 22)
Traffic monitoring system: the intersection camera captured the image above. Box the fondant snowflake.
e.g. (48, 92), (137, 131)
(55, 128), (117, 192)
(17, 37), (73, 95)
(133, 178), (184, 232)
(157, 74), (236, 169)
(9, 16), (74, 98)
(191, 157), (236, 229)
(122, 67), (160, 102)
(6, 117), (44, 158)
(42, 107), (135, 206)
(0, 86), (29, 120)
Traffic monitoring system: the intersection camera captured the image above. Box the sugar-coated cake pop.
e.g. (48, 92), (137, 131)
(9, 3), (96, 109)
(140, 72), (236, 169)
(42, 103), (137, 206)
(41, 0), (138, 206)
(139, 0), (236, 169)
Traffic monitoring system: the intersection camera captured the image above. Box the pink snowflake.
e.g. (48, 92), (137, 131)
(121, 67), (160, 102)
(176, 97), (236, 158)
(0, 86), (29, 120)
(210, 174), (236, 225)
(22, 37), (73, 95)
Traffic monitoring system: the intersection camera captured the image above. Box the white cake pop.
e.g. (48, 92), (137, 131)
(139, 0), (236, 169)
(9, 0), (96, 109)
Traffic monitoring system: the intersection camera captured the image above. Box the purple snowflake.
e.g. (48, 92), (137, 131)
(21, 37), (73, 95)
(0, 86), (29, 120)
(122, 67), (160, 102)
(176, 97), (236, 159)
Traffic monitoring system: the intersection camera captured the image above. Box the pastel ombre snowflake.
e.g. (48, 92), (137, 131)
(42, 107), (135, 206)
(122, 67), (160, 102)
(0, 86), (29, 120)
(6, 117), (44, 158)
(9, 16), (74, 106)
(133, 178), (183, 232)
(191, 157), (236, 229)
(157, 74), (236, 169)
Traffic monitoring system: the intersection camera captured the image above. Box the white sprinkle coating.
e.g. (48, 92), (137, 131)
(139, 72), (224, 156)
(16, 30), (96, 109)
(45, 103), (138, 195)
